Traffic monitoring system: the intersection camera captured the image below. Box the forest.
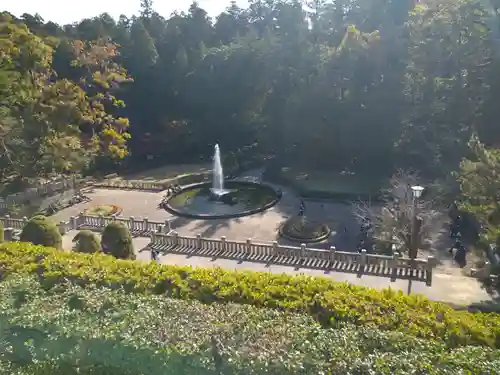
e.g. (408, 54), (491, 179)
(3, 0), (500, 237)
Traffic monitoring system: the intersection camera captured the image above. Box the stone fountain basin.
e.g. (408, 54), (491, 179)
(164, 181), (282, 219)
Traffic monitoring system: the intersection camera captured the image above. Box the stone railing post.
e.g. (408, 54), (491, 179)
(300, 243), (306, 263)
(98, 214), (105, 229)
(143, 217), (149, 234)
(22, 216), (28, 228)
(172, 231), (179, 246)
(129, 216), (135, 232)
(425, 255), (436, 286)
(390, 252), (400, 282)
(4, 228), (13, 242)
(58, 221), (67, 235)
(329, 246), (336, 262)
(358, 249), (367, 278)
(155, 225), (163, 237)
(165, 219), (171, 233)
(246, 238), (252, 257)
(196, 234), (202, 249)
(70, 216), (77, 230)
(221, 236), (226, 252)
(150, 227), (159, 250)
(4, 214), (10, 229)
(272, 241), (278, 257)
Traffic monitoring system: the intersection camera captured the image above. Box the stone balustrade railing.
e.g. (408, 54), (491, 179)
(0, 213), (444, 284)
(149, 228), (437, 285)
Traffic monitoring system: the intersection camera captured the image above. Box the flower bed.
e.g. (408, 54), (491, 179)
(83, 204), (122, 216)
(279, 216), (331, 243)
(0, 242), (499, 348)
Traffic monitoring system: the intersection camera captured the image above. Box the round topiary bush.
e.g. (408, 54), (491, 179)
(20, 215), (62, 249)
(101, 222), (135, 260)
(72, 230), (101, 254)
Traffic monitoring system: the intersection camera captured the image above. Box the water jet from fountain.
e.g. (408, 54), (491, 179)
(210, 144), (231, 198)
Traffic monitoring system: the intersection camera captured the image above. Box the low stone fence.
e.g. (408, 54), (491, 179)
(150, 229), (437, 285)
(74, 214), (169, 236)
(93, 172), (211, 191)
(0, 176), (92, 210)
(0, 213), (440, 284)
(93, 179), (167, 191)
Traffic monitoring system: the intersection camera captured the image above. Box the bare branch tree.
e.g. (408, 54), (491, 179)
(353, 169), (444, 257)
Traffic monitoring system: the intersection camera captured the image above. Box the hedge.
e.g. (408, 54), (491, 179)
(2, 275), (500, 375)
(0, 242), (499, 348)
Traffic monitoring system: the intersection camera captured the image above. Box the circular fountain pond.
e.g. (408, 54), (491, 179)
(164, 181), (282, 219)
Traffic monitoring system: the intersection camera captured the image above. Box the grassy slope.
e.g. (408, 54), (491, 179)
(1, 242), (500, 349)
(1, 275), (499, 375)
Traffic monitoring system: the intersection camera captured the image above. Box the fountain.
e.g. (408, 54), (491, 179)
(210, 144), (230, 198)
(162, 144), (282, 219)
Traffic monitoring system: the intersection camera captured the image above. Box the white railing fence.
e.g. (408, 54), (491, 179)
(0, 213), (445, 284)
(148, 228), (437, 285)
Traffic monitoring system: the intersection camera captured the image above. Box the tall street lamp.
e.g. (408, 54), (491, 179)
(410, 185), (425, 259)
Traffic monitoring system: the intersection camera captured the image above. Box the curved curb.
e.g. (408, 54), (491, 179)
(164, 181), (282, 219)
(278, 219), (331, 244)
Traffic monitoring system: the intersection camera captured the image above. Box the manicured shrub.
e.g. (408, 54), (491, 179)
(1, 274), (500, 375)
(0, 242), (499, 348)
(101, 222), (135, 259)
(19, 215), (62, 249)
(72, 230), (101, 254)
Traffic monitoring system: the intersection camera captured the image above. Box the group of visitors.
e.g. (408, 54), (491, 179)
(165, 184), (182, 196)
(69, 191), (91, 205)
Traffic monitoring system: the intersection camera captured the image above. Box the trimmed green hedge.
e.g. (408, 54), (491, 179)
(0, 242), (499, 348)
(2, 275), (500, 375)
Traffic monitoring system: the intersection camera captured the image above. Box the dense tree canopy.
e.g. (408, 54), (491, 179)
(2, 0), (500, 182)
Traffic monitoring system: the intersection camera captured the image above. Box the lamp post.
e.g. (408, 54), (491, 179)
(410, 185), (425, 259)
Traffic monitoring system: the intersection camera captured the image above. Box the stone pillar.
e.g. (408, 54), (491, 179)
(426, 255), (436, 286)
(329, 246), (336, 263)
(129, 216), (135, 232)
(98, 214), (105, 229)
(165, 219), (171, 233)
(172, 231), (179, 246)
(221, 236), (226, 252)
(4, 228), (13, 242)
(196, 234), (202, 249)
(70, 216), (77, 230)
(300, 243), (306, 262)
(246, 238), (252, 256)
(390, 252), (400, 282)
(358, 249), (367, 278)
(143, 217), (149, 234)
(4, 214), (10, 229)
(272, 241), (279, 257)
(58, 221), (67, 235)
(22, 216), (28, 228)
